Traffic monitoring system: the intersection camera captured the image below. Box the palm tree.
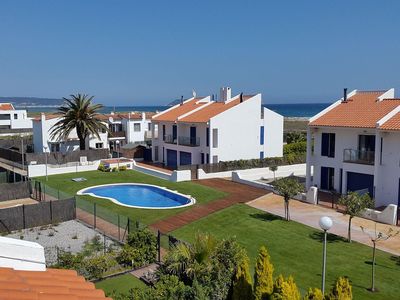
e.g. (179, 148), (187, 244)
(50, 94), (108, 150)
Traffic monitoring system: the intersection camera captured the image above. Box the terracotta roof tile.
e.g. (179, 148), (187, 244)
(309, 91), (400, 128)
(179, 95), (253, 123)
(0, 103), (15, 110)
(379, 109), (400, 130)
(0, 268), (110, 300)
(152, 98), (207, 122)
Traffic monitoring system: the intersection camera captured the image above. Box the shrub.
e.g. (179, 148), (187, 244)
(116, 244), (143, 268)
(283, 141), (307, 155)
(270, 275), (300, 300)
(286, 132), (306, 144)
(303, 288), (324, 300)
(81, 253), (117, 280)
(119, 165), (127, 171)
(112, 167), (118, 172)
(326, 277), (352, 300)
(254, 246), (274, 300)
(232, 255), (253, 300)
(97, 164), (106, 172)
(56, 251), (83, 270)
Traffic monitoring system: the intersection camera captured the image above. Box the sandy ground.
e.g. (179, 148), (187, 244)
(248, 193), (400, 255)
(0, 198), (37, 209)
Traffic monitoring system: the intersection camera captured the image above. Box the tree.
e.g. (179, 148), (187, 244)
(253, 246), (274, 300)
(286, 132), (306, 144)
(361, 224), (399, 292)
(274, 177), (303, 221)
(50, 94), (108, 150)
(338, 192), (374, 242)
(231, 255), (253, 300)
(326, 277), (352, 300)
(303, 288), (324, 300)
(270, 275), (300, 300)
(269, 165), (278, 182)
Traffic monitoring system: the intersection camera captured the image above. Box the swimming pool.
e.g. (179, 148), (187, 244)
(77, 183), (195, 209)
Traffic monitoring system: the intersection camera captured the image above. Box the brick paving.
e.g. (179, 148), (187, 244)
(150, 179), (269, 233)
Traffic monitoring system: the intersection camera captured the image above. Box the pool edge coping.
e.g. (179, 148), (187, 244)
(76, 183), (196, 210)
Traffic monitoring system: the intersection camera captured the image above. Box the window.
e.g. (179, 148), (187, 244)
(212, 155), (218, 164)
(321, 133), (335, 157)
(95, 143), (103, 149)
(172, 125), (177, 141)
(358, 135), (375, 152)
(260, 126), (264, 145)
(50, 143), (60, 153)
(154, 146), (159, 161)
(320, 166), (335, 190)
(260, 151), (264, 159)
(206, 128), (210, 147)
(14, 114), (17, 119)
(162, 125), (166, 141)
(148, 123), (151, 131)
(380, 137), (383, 165)
(134, 123), (141, 132)
(212, 128), (218, 148)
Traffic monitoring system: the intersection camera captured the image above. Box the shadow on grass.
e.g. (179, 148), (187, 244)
(249, 213), (282, 222)
(309, 231), (347, 243)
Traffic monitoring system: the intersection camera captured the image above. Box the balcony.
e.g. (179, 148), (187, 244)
(108, 131), (126, 138)
(178, 136), (200, 147)
(164, 135), (200, 147)
(145, 130), (158, 140)
(343, 149), (375, 165)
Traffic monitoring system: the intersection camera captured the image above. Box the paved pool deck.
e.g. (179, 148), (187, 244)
(248, 193), (400, 256)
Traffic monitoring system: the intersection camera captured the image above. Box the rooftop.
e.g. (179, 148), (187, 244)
(0, 103), (15, 111)
(0, 267), (111, 300)
(309, 90), (400, 128)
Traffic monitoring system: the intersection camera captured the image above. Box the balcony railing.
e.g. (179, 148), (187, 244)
(164, 135), (200, 147)
(108, 131), (126, 138)
(343, 149), (375, 165)
(178, 136), (200, 147)
(145, 130), (158, 140)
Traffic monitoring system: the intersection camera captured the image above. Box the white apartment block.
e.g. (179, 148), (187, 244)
(0, 103), (32, 131)
(306, 88), (400, 208)
(151, 87), (283, 168)
(33, 112), (153, 153)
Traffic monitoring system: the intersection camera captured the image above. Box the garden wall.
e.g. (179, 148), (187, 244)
(0, 181), (31, 201)
(198, 163), (307, 180)
(0, 198), (76, 232)
(28, 160), (101, 177)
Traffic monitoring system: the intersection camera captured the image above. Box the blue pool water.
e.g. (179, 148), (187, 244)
(80, 184), (192, 209)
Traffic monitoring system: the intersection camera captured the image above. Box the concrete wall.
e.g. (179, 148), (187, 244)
(28, 160), (101, 177)
(0, 109), (32, 130)
(263, 107), (284, 157)
(123, 116), (152, 143)
(198, 163), (306, 180)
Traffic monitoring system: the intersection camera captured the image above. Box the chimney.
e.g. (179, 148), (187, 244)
(180, 95), (184, 105)
(220, 87), (232, 102)
(240, 93), (244, 103)
(141, 112), (146, 120)
(343, 88), (348, 103)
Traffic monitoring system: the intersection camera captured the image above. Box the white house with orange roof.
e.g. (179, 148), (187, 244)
(0, 103), (32, 132)
(32, 111), (153, 154)
(306, 88), (400, 208)
(151, 87), (283, 168)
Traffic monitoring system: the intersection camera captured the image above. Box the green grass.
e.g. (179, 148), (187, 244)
(172, 204), (400, 299)
(95, 274), (146, 296)
(37, 170), (226, 225)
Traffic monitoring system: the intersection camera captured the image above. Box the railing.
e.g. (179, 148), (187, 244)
(164, 134), (176, 144)
(178, 136), (200, 147)
(343, 149), (375, 165)
(145, 131), (157, 140)
(108, 130), (126, 138)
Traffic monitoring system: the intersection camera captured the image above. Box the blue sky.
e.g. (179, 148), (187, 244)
(1, 1), (399, 105)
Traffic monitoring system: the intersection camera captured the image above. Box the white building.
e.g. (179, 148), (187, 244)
(151, 87), (283, 168)
(33, 112), (153, 153)
(306, 88), (400, 207)
(0, 103), (32, 131)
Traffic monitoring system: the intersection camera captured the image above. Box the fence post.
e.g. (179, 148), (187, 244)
(93, 203), (97, 229)
(43, 184), (46, 202)
(118, 215), (120, 241)
(50, 200), (53, 223)
(127, 218), (130, 235)
(22, 204), (25, 229)
(56, 246), (59, 265)
(157, 230), (161, 263)
(103, 233), (106, 254)
(57, 189), (60, 200)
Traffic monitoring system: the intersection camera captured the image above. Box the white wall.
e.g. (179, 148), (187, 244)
(0, 109), (32, 129)
(124, 114), (152, 143)
(28, 160), (101, 177)
(263, 107), (283, 157)
(0, 237), (46, 271)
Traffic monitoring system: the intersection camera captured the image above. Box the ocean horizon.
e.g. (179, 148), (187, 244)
(21, 103), (331, 118)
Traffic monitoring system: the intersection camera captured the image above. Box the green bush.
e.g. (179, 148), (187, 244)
(283, 141), (307, 156)
(81, 253), (117, 280)
(119, 165), (127, 171)
(97, 164), (106, 172)
(116, 245), (143, 268)
(112, 167), (118, 172)
(254, 246), (274, 300)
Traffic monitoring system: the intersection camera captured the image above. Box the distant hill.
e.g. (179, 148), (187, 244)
(0, 97), (64, 107)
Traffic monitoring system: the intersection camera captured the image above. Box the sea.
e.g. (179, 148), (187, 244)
(21, 103), (330, 118)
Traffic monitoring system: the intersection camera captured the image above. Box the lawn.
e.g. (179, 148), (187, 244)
(95, 274), (145, 296)
(37, 170), (226, 225)
(172, 204), (400, 299)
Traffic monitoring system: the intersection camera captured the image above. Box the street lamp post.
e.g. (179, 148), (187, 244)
(319, 216), (333, 294)
(116, 140), (120, 172)
(43, 145), (48, 181)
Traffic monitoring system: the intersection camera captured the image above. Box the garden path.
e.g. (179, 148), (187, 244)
(248, 193), (400, 255)
(150, 179), (269, 233)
